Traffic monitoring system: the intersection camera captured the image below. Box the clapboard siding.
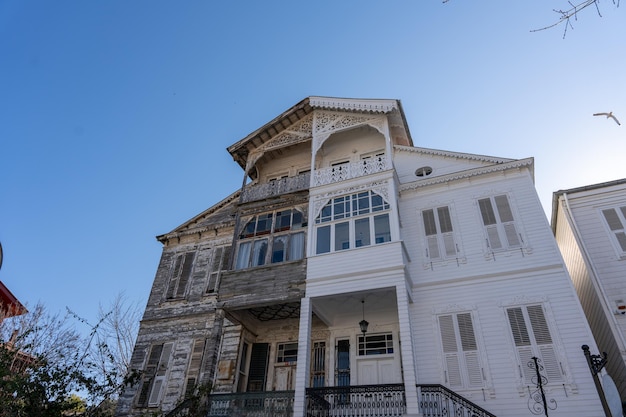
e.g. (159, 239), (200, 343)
(554, 181), (626, 400)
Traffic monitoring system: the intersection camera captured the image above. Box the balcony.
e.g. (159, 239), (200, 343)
(207, 391), (294, 417)
(193, 384), (496, 417)
(306, 384), (406, 417)
(312, 157), (389, 187)
(241, 172), (311, 203)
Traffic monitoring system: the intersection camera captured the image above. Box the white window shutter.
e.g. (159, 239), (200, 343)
(442, 233), (457, 257)
(503, 223), (521, 247)
(486, 225), (502, 249)
(427, 235), (441, 259)
(439, 315), (462, 387)
(603, 208), (626, 252)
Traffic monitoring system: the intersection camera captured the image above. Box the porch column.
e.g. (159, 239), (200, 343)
(293, 296), (312, 417)
(395, 285), (421, 416)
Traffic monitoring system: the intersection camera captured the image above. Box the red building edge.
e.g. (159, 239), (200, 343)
(0, 280), (27, 320)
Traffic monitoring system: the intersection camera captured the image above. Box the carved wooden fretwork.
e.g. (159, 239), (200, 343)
(312, 111), (387, 155)
(311, 180), (391, 221)
(244, 114), (314, 174)
(312, 156), (389, 187)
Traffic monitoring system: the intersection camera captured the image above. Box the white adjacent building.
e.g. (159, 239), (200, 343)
(117, 97), (605, 417)
(552, 179), (626, 408)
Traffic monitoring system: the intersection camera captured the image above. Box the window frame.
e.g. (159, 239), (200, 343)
(165, 252), (195, 300)
(235, 209), (306, 270)
(421, 205), (460, 262)
(505, 303), (565, 387)
(437, 312), (484, 390)
(314, 190), (391, 255)
(477, 194), (524, 252)
(600, 205), (626, 258)
(206, 246), (231, 294)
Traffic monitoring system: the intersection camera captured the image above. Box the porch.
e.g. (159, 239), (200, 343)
(199, 384), (496, 417)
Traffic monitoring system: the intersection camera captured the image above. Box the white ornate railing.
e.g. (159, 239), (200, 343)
(313, 157), (389, 187)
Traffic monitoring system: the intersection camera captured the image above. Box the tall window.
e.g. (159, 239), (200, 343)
(506, 304), (563, 384)
(438, 313), (483, 389)
(422, 206), (458, 260)
(206, 246), (231, 293)
(137, 342), (174, 407)
(166, 252), (195, 299)
(601, 206), (626, 254)
(478, 194), (522, 251)
(315, 190), (391, 254)
(184, 339), (206, 398)
(235, 209), (305, 269)
(311, 341), (326, 388)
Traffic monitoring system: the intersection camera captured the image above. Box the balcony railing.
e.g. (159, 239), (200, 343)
(312, 157), (389, 187)
(241, 172), (310, 203)
(207, 391), (294, 417)
(417, 384), (496, 417)
(306, 384), (406, 417)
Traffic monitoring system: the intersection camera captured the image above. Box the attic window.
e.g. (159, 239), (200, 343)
(415, 166), (433, 177)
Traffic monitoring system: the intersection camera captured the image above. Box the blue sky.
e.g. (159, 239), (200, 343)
(1, 1), (624, 326)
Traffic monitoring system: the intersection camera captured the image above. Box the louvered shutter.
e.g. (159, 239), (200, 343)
(507, 307), (535, 383)
(137, 344), (163, 406)
(479, 198), (503, 249)
(184, 339), (206, 398)
(603, 208), (626, 252)
(423, 210), (441, 259)
(457, 313), (482, 387)
(175, 253), (195, 298)
(495, 195), (521, 247)
(438, 207), (457, 257)
(527, 305), (562, 382)
(439, 315), (462, 387)
(207, 248), (222, 293)
(166, 255), (183, 299)
(148, 342), (174, 406)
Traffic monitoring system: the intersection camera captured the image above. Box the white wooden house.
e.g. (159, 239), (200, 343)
(116, 97), (605, 417)
(552, 179), (626, 408)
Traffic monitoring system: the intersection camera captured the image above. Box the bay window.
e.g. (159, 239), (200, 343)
(235, 209), (305, 269)
(315, 190), (391, 254)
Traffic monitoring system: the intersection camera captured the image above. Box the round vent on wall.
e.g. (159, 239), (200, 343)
(415, 166), (433, 177)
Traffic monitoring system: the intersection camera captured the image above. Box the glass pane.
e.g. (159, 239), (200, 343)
(235, 242), (251, 269)
(271, 236), (286, 263)
(292, 211), (303, 228)
(316, 226), (331, 254)
(251, 239), (268, 266)
(374, 214), (391, 244)
(335, 222), (350, 251)
(256, 213), (272, 235)
(356, 192), (370, 215)
(243, 218), (256, 238)
(275, 210), (292, 232)
(371, 193), (384, 211)
(355, 218), (371, 247)
(289, 232), (305, 260)
(319, 204), (332, 223)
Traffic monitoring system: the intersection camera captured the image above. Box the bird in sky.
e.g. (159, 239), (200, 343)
(593, 111), (621, 126)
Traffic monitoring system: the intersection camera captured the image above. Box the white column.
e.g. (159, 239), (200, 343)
(395, 284), (421, 416)
(293, 296), (312, 417)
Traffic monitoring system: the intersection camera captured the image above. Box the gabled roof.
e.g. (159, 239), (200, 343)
(550, 178), (626, 233)
(156, 191), (240, 243)
(227, 96), (413, 174)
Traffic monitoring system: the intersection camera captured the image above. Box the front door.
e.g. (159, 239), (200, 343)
(273, 365), (295, 390)
(357, 358), (397, 384)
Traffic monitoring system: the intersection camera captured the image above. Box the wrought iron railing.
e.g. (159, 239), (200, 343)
(312, 157), (389, 187)
(241, 172), (310, 203)
(305, 384), (406, 417)
(417, 384), (496, 417)
(207, 390), (294, 417)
